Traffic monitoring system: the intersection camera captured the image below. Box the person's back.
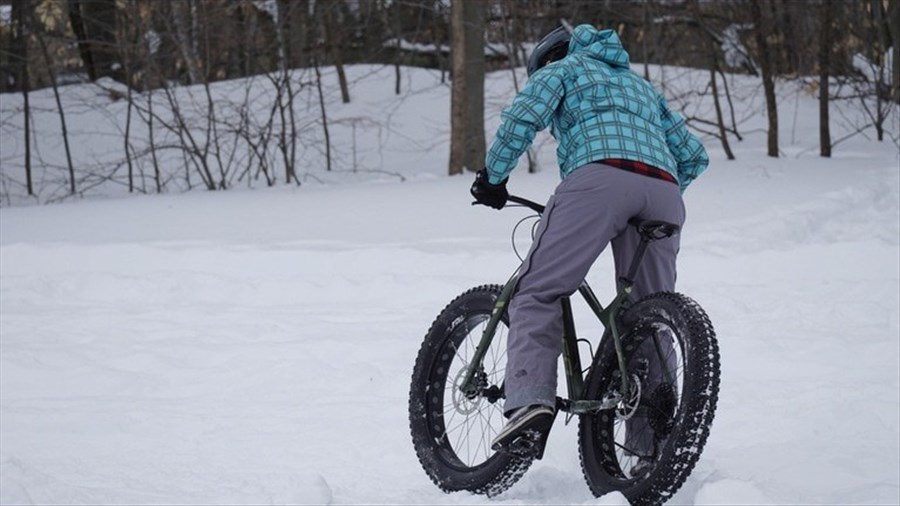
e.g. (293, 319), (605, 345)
(484, 25), (707, 192)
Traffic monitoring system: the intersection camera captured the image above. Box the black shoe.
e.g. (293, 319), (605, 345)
(491, 405), (555, 459)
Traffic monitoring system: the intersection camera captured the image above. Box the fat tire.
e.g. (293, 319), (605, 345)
(409, 285), (534, 497)
(578, 292), (720, 506)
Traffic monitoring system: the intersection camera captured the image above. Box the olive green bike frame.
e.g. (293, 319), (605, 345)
(459, 271), (636, 415)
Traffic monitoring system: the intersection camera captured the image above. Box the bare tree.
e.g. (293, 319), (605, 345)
(10, 0), (34, 196)
(67, 0), (120, 82)
(170, 0), (202, 84)
(115, 2), (139, 191)
(313, 57), (333, 172)
(890, 0), (900, 104)
(449, 0), (485, 175)
(382, 0), (404, 96)
(277, 0), (310, 68)
(321, 1), (350, 103)
(709, 59), (735, 160)
(271, 1), (303, 185)
(35, 27), (76, 195)
(844, 0), (893, 142)
(688, 0), (735, 160)
(818, 0), (832, 157)
(750, 0), (779, 157)
(134, 1), (163, 192)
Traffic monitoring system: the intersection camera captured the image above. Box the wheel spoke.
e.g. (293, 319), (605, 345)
(571, 295), (718, 500)
(600, 322), (689, 473)
(477, 406), (490, 462)
(614, 440), (644, 458)
(412, 288), (546, 498)
(435, 318), (510, 467)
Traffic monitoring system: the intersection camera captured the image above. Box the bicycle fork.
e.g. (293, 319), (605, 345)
(459, 274), (518, 400)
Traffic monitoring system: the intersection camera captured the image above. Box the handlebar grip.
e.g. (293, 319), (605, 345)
(507, 195), (545, 214)
(471, 196), (544, 214)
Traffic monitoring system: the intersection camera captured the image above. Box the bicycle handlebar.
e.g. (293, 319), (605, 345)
(507, 195), (545, 214)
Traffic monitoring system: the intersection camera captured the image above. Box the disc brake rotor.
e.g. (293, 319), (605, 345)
(452, 367), (484, 415)
(616, 373), (642, 420)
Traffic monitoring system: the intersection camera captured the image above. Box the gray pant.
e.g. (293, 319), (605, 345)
(504, 163), (685, 448)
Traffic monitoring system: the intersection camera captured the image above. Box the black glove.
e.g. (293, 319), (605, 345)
(470, 169), (509, 210)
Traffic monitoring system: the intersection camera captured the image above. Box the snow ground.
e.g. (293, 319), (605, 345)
(1, 64), (899, 504)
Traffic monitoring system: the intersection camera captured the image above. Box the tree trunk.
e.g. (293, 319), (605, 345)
(449, 0), (485, 175)
(433, 0), (448, 84)
(889, 0), (900, 104)
(710, 62), (735, 160)
(274, 3), (300, 185)
(314, 58), (332, 172)
(277, 0), (309, 68)
(67, 0), (121, 82)
(67, 0), (96, 80)
(395, 36), (402, 95)
(872, 0), (887, 140)
(147, 89), (162, 193)
(819, 0), (832, 157)
(449, 0), (466, 175)
(750, 0), (779, 157)
(171, 0), (202, 84)
(22, 70), (33, 197)
(12, 0), (34, 195)
(36, 30), (77, 196)
(690, 0), (733, 160)
(132, 5), (163, 192)
(322, 2), (350, 103)
(125, 76), (135, 191)
(718, 68), (742, 141)
(464, 0), (485, 173)
(117, 3), (137, 190)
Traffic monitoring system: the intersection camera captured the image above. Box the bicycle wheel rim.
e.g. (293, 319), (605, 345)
(427, 312), (509, 471)
(592, 319), (686, 480)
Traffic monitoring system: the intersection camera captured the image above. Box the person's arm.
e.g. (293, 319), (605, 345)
(658, 96), (709, 192)
(485, 68), (565, 184)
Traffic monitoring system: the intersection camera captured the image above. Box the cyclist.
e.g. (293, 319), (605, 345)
(470, 24), (709, 463)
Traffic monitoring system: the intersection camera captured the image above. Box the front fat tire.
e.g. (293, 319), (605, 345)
(409, 285), (534, 497)
(579, 292), (720, 506)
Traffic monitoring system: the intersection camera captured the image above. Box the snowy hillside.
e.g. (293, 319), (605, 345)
(1, 64), (899, 505)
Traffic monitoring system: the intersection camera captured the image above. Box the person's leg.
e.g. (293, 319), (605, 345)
(503, 164), (645, 414)
(610, 178), (685, 459)
(610, 192), (684, 301)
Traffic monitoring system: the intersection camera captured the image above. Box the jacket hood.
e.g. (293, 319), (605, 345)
(568, 24), (630, 69)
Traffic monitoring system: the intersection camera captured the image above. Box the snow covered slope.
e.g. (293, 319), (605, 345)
(1, 64), (898, 504)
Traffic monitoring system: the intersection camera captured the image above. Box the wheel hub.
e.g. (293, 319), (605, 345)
(452, 368), (503, 414)
(452, 367), (485, 414)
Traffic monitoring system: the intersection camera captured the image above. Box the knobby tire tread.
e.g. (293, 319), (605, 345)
(578, 292), (720, 506)
(408, 285), (534, 497)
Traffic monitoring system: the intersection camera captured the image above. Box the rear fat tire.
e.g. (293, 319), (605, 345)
(408, 285), (534, 497)
(578, 292), (720, 506)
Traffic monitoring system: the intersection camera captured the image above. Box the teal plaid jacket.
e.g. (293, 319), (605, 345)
(486, 25), (709, 192)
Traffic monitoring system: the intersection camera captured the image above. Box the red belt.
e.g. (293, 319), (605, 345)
(598, 159), (678, 185)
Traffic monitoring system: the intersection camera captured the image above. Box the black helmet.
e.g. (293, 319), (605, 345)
(527, 26), (572, 77)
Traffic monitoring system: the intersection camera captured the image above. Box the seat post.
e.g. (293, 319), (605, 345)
(618, 236), (651, 293)
(619, 219), (680, 294)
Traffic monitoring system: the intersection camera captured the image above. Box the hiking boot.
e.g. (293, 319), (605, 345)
(491, 404), (555, 459)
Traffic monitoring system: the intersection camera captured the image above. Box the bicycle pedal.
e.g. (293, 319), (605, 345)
(494, 429), (549, 460)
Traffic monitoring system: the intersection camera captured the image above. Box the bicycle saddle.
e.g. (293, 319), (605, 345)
(628, 218), (680, 241)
